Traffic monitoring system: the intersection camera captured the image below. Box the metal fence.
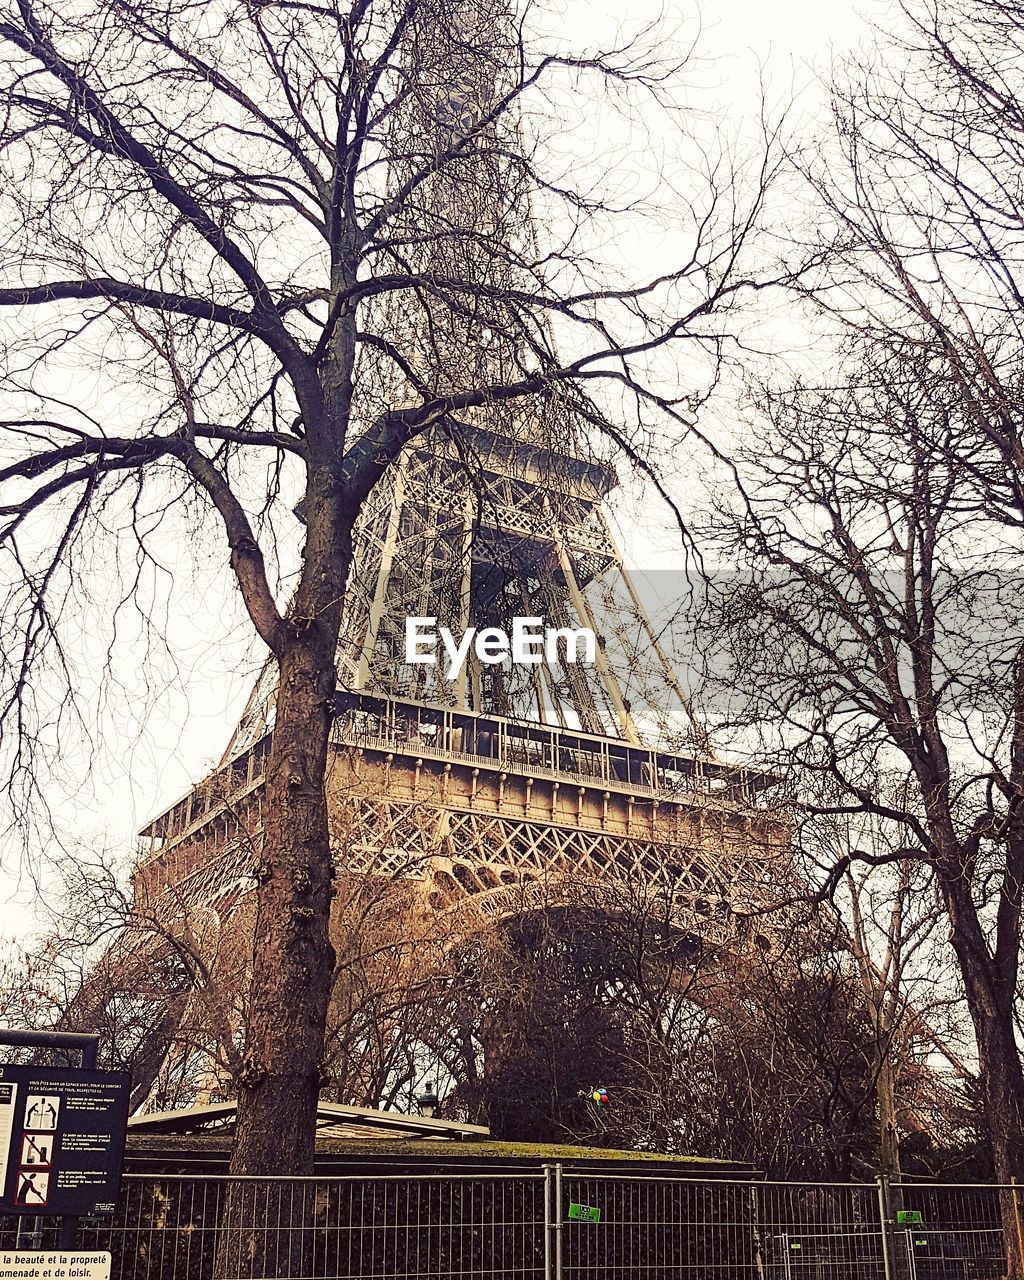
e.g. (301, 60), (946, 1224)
(559, 1173), (888, 1280)
(2, 1172), (1023, 1280)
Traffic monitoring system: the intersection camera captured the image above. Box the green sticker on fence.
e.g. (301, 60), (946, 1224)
(568, 1203), (601, 1223)
(897, 1210), (923, 1225)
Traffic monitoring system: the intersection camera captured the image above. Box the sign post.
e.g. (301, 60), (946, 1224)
(0, 1029), (130, 1273)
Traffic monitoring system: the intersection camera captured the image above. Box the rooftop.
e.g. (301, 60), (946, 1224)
(125, 1100), (749, 1178)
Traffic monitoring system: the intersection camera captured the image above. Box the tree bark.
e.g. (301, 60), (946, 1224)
(975, 1013), (1024, 1280)
(230, 628), (338, 1174)
(214, 480), (352, 1277)
(946, 887), (1024, 1278)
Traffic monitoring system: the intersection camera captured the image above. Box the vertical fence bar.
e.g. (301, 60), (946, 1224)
(553, 1164), (563, 1280)
(749, 1182), (766, 1280)
(1013, 1176), (1024, 1277)
(876, 1174), (894, 1280)
(543, 1165), (553, 1280)
(780, 1231), (792, 1280)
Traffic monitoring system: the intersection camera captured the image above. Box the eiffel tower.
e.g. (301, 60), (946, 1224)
(82, 0), (793, 1109)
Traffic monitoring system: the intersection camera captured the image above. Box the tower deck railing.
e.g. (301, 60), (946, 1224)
(136, 691), (777, 858)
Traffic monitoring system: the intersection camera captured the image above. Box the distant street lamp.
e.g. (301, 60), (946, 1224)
(416, 1082), (440, 1118)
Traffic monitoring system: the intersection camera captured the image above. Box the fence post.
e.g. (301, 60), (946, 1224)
(554, 1163), (563, 1280)
(779, 1232), (792, 1280)
(1011, 1177), (1024, 1278)
(876, 1174), (895, 1280)
(543, 1165), (553, 1280)
(749, 1183), (766, 1280)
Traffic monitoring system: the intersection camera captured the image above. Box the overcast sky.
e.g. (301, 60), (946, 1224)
(0, 0), (885, 949)
(572, 0), (886, 108)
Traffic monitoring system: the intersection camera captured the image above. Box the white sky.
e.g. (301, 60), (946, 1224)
(0, 0), (883, 950)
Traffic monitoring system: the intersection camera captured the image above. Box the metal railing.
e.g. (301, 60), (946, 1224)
(2, 1171), (1022, 1280)
(558, 1174), (887, 1280)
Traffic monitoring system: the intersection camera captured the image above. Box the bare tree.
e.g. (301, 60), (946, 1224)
(2, 846), (247, 1106)
(841, 832), (974, 1176)
(699, 341), (1024, 1264)
(421, 877), (918, 1176)
(438, 878), (708, 1149)
(687, 928), (883, 1179)
(10, 782), (470, 1119)
(692, 0), (1024, 1257)
(799, 0), (1024, 1239)
(0, 0), (784, 1176)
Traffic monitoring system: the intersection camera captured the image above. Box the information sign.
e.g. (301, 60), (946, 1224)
(0, 1067), (129, 1217)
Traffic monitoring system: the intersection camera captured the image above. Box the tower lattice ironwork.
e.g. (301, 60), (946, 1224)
(76, 0), (795, 1110)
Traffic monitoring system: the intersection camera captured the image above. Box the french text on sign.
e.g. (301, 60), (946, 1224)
(0, 1252), (111, 1280)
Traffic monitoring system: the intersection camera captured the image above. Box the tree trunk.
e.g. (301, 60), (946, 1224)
(973, 1009), (1024, 1280)
(215, 490), (352, 1277)
(876, 1051), (901, 1178)
(948, 901), (1024, 1279)
(230, 627), (338, 1173)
